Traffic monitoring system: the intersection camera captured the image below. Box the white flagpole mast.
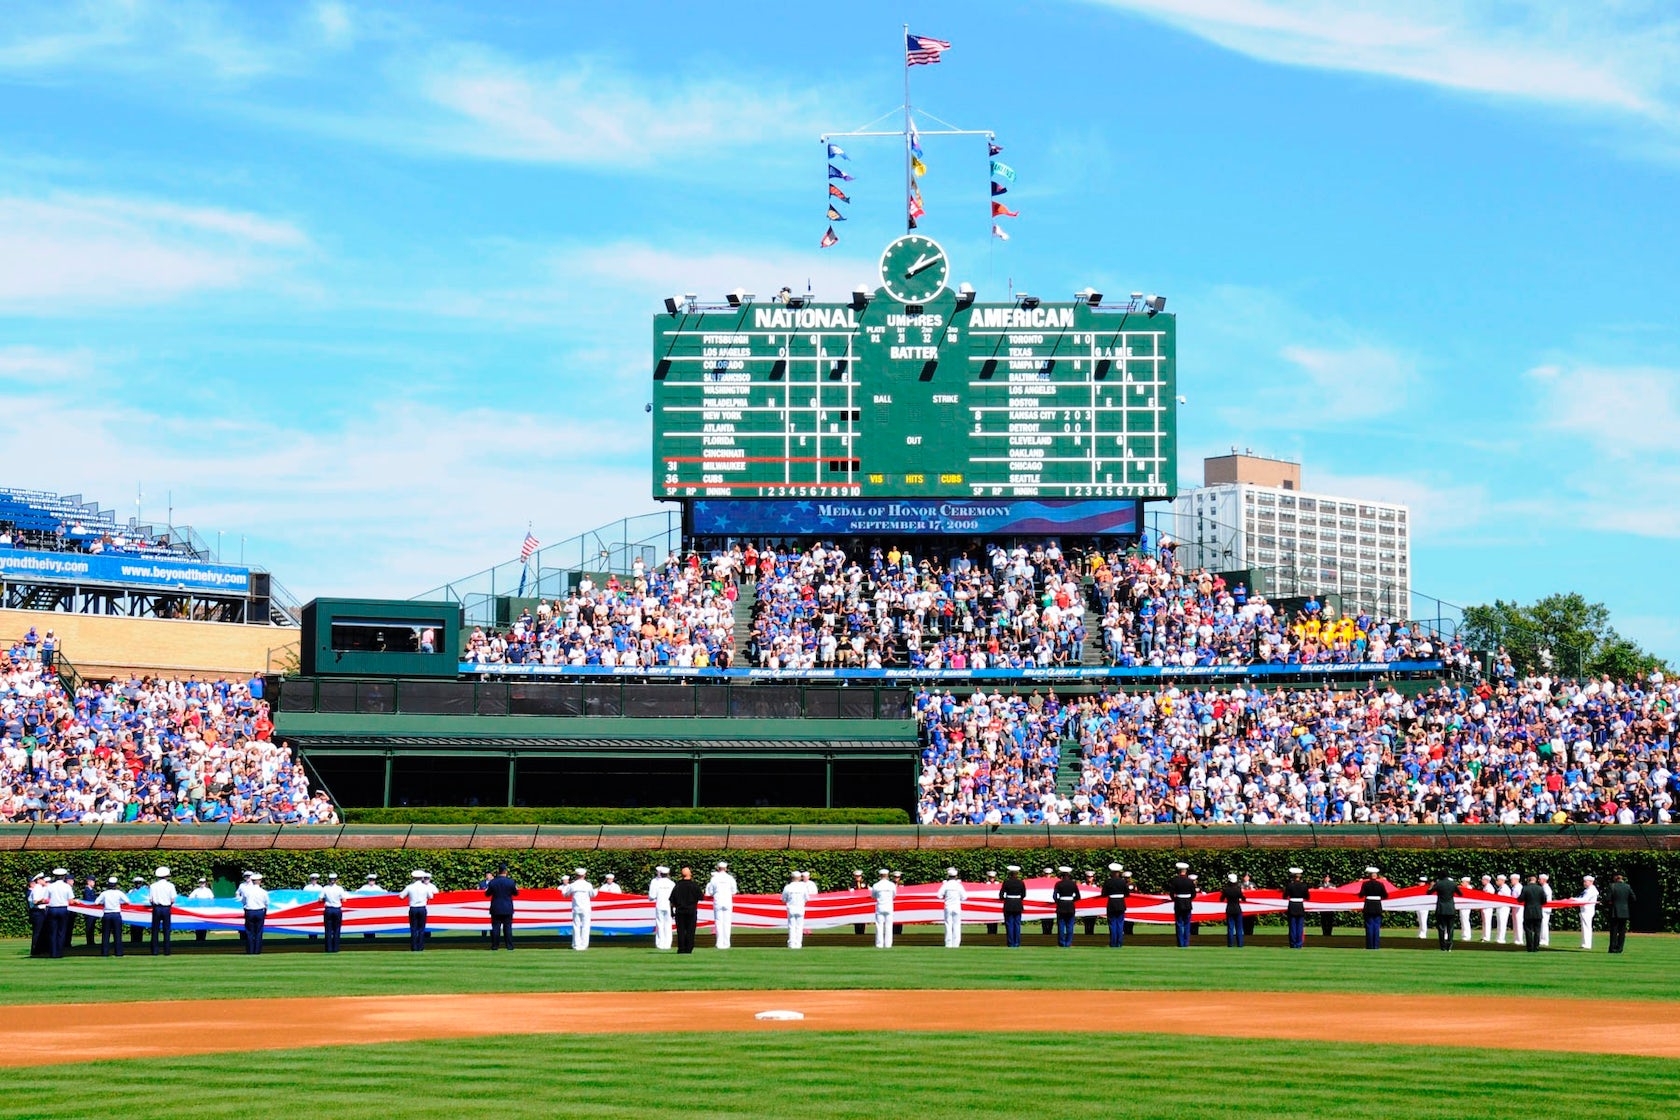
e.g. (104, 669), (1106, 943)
(903, 22), (912, 232)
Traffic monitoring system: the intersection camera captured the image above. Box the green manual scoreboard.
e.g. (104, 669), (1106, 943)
(651, 236), (1177, 502)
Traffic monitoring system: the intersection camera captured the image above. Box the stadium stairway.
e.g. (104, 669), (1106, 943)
(731, 583), (756, 665)
(1054, 737), (1083, 798)
(1081, 605), (1105, 666)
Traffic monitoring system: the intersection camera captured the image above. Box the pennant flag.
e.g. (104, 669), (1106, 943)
(820, 226), (839, 248)
(991, 182), (1008, 196)
(829, 184), (850, 202)
(911, 155), (928, 178)
(827, 142), (849, 160)
(826, 205), (846, 221)
(908, 215), (918, 230)
(989, 141), (1003, 157)
(828, 164), (854, 181)
(907, 33), (952, 65)
(990, 160), (1016, 183)
(909, 127), (923, 159)
(992, 201), (1019, 218)
(909, 184), (925, 221)
(992, 224), (1010, 240)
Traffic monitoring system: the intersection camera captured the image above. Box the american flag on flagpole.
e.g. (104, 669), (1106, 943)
(906, 33), (951, 65)
(520, 531), (540, 561)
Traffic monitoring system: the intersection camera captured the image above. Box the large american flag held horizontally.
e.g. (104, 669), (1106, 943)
(906, 33), (951, 65)
(520, 531), (540, 561)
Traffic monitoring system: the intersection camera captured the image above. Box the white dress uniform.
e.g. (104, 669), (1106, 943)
(563, 873), (596, 950)
(935, 874), (968, 948)
(1458, 879), (1474, 941)
(648, 870), (675, 951)
(1577, 879), (1598, 950)
(1479, 877), (1495, 941)
(782, 875), (808, 949)
(869, 873), (897, 949)
(1496, 877), (1514, 943)
(1538, 877), (1553, 946)
(1417, 879), (1430, 938)
(705, 867), (738, 949)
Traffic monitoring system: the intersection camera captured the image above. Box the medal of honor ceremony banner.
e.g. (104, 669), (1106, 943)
(688, 499), (1141, 537)
(70, 879), (1580, 937)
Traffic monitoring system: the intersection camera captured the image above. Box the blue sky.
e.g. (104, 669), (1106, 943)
(1, 1), (1676, 658)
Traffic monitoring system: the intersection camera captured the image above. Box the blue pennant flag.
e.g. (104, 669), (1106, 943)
(828, 164), (854, 181)
(988, 140), (1002, 157)
(909, 126), (923, 159)
(991, 181), (1008, 196)
(827, 142), (849, 160)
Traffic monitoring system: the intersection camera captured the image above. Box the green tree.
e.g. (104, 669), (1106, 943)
(1462, 592), (1668, 679)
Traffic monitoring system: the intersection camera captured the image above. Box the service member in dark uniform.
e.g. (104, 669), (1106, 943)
(485, 862), (518, 950)
(1167, 862), (1196, 948)
(983, 870), (999, 936)
(1318, 872), (1338, 937)
(1052, 866), (1080, 948)
(670, 866), (704, 954)
(1283, 867), (1311, 949)
(1605, 873), (1635, 954)
(1518, 874), (1548, 952)
(1358, 866), (1388, 950)
(1220, 873), (1246, 948)
(81, 876), (99, 946)
(999, 865), (1027, 948)
(1101, 863), (1130, 948)
(1239, 873), (1258, 940)
(1433, 873), (1460, 951)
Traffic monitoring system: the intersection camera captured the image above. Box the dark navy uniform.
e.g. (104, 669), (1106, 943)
(1432, 876), (1460, 951)
(1220, 878), (1246, 947)
(999, 870), (1027, 948)
(485, 867), (518, 950)
(1605, 876), (1635, 954)
(1052, 873), (1080, 948)
(1283, 872), (1311, 949)
(1358, 872), (1388, 949)
(1101, 871), (1130, 948)
(1167, 870), (1196, 947)
(670, 872), (704, 954)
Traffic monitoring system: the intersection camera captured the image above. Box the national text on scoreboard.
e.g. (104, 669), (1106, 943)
(650, 288), (1177, 502)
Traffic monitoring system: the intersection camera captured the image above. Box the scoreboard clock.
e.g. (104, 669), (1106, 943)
(879, 234), (950, 304)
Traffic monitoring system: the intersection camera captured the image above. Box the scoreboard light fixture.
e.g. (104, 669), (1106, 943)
(663, 296), (681, 316)
(1075, 288), (1103, 306)
(1018, 294), (1040, 309)
(786, 295), (809, 308)
(1145, 294), (1167, 317)
(727, 289), (755, 308)
(851, 285), (871, 310)
(955, 282), (976, 310)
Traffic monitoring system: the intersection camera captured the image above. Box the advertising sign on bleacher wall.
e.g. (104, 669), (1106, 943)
(0, 547), (251, 594)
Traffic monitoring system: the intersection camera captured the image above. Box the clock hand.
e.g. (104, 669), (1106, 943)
(903, 253), (938, 278)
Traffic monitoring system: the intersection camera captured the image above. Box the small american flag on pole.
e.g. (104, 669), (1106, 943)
(520, 531), (540, 561)
(906, 33), (951, 66)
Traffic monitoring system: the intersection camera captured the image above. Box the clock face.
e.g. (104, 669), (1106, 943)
(879, 235), (950, 304)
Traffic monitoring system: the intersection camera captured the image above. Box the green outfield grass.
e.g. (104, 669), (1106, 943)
(0, 1032), (1666, 1120)
(2, 931), (1672, 1007)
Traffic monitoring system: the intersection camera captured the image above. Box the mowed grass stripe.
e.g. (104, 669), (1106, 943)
(0, 1032), (1666, 1120)
(2, 934), (1674, 1007)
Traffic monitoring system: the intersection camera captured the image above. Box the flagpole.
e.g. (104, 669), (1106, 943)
(903, 22), (912, 232)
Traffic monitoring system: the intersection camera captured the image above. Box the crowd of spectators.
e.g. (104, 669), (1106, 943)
(915, 669), (1678, 827)
(0, 644), (334, 825)
(0, 488), (193, 559)
(461, 556), (738, 669)
(742, 541), (1090, 670)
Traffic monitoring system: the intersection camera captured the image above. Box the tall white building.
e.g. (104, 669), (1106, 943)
(1171, 452), (1411, 619)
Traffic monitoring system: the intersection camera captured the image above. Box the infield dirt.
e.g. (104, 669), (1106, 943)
(1, 989), (1667, 1066)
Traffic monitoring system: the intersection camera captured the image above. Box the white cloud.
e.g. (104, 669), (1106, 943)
(312, 2), (355, 49)
(1278, 342), (1418, 421)
(0, 192), (309, 312)
(0, 0), (280, 81)
(0, 345), (94, 381)
(1089, 1), (1680, 126)
(1527, 362), (1680, 454)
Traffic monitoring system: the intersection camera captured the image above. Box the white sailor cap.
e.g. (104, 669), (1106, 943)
(31, 872), (45, 881)
(1108, 862), (1123, 871)
(877, 868), (890, 876)
(1121, 870), (1132, 877)
(799, 871), (811, 879)
(1227, 873), (1238, 882)
(1481, 874), (1492, 881)
(107, 875), (120, 885)
(1460, 876), (1471, 883)
(573, 867), (587, 877)
(1057, 865), (1072, 874)
(307, 873), (320, 880)
(1005, 865), (1021, 872)
(1496, 873), (1508, 879)
(155, 866), (170, 878)
(655, 866), (670, 875)
(716, 861), (729, 869)
(197, 877), (208, 883)
(1418, 876), (1430, 883)
(250, 872), (263, 880)
(366, 873), (379, 881)
(1288, 867), (1303, 875)
(1583, 874), (1595, 882)
(131, 875), (145, 883)
(411, 870), (426, 879)
(52, 867), (68, 877)
(1174, 861), (1189, 870)
(1538, 873), (1549, 880)
(947, 867), (960, 877)
(1365, 866), (1380, 875)
(603, 873), (615, 880)
(892, 870), (903, 877)
(327, 872), (338, 880)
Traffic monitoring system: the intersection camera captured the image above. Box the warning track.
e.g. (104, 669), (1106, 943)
(0, 989), (1668, 1067)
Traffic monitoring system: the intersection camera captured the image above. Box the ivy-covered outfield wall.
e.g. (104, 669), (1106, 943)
(2, 848), (1672, 937)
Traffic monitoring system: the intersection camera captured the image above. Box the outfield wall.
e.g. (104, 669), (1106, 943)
(4, 838), (1674, 935)
(0, 610), (292, 677)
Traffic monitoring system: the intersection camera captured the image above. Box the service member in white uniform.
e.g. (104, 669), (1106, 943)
(399, 870), (436, 951)
(705, 862), (738, 950)
(782, 869), (809, 949)
(1505, 873), (1524, 945)
(1494, 874), (1513, 943)
(648, 866), (675, 950)
(1537, 873), (1553, 946)
(598, 873), (621, 894)
(563, 868), (597, 950)
(96, 876), (128, 957)
(1577, 875), (1598, 950)
(935, 867), (968, 948)
(1416, 876), (1430, 939)
(147, 867), (177, 957)
(187, 876), (214, 943)
(235, 872), (270, 955)
(45, 869), (75, 958)
(1458, 877), (1474, 941)
(869, 869), (897, 949)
